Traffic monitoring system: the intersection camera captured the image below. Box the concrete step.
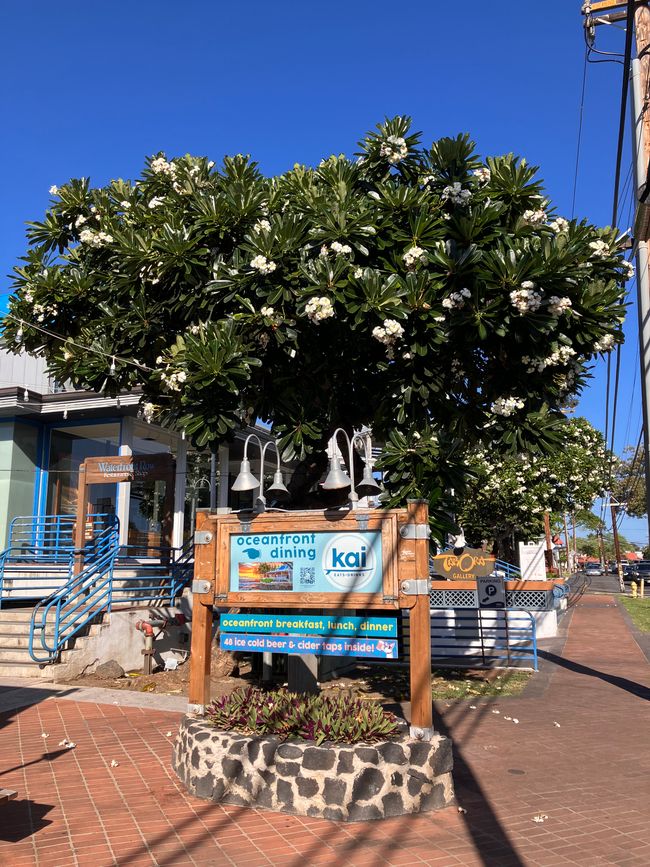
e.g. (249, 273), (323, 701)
(0, 631), (55, 646)
(0, 621), (55, 636)
(0, 608), (40, 622)
(0, 659), (48, 677)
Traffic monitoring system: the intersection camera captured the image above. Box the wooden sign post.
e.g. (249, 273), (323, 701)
(188, 502), (434, 739)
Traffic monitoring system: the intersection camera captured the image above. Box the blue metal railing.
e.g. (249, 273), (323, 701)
(27, 533), (195, 664)
(29, 520), (120, 663)
(0, 514), (119, 607)
(427, 608), (538, 670)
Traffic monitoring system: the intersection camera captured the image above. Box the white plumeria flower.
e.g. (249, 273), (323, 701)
(589, 239), (609, 257)
(142, 402), (155, 423)
(253, 219), (271, 233)
(472, 167), (491, 184)
(148, 196), (165, 209)
(546, 296), (572, 317)
(372, 318), (405, 348)
(305, 296), (335, 323)
(402, 246), (428, 268)
(353, 267), (363, 278)
(260, 306), (274, 317)
(490, 396), (525, 417)
(75, 215), (88, 227)
(250, 255), (277, 275)
(330, 241), (353, 256)
(621, 259), (635, 279)
(593, 334), (616, 353)
(510, 284), (543, 314)
(522, 208), (547, 225)
(380, 135), (408, 164)
(442, 289), (471, 310)
(548, 216), (569, 233)
(49, 185), (59, 195)
(150, 156), (177, 178)
(442, 182), (472, 206)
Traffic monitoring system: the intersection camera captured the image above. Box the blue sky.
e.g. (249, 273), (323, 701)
(0, 1), (644, 544)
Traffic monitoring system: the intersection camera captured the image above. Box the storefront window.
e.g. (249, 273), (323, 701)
(46, 423), (120, 516)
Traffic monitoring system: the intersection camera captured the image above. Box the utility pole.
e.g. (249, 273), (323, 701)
(631, 3), (650, 550)
(610, 497), (627, 587)
(597, 527), (608, 571)
(543, 511), (555, 574)
(584, 1), (650, 555)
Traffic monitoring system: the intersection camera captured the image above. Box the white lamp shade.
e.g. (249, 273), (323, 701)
(322, 461), (352, 490)
(231, 458), (260, 492)
(266, 470), (290, 500)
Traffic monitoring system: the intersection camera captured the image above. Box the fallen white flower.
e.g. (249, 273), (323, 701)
(457, 806), (467, 814)
(492, 709), (500, 714)
(532, 814), (548, 823)
(512, 718), (519, 724)
(165, 731), (173, 737)
(469, 705), (477, 710)
(41, 733), (49, 739)
(110, 759), (119, 767)
(503, 716), (512, 721)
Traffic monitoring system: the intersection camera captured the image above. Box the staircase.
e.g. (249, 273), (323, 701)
(0, 514), (194, 675)
(0, 606), (105, 677)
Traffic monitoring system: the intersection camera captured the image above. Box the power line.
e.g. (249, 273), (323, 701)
(571, 46), (589, 219)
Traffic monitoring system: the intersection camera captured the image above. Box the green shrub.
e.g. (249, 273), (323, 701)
(205, 687), (401, 745)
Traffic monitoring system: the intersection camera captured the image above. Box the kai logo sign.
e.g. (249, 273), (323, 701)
(322, 533), (378, 591)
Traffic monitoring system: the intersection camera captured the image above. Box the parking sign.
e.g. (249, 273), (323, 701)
(477, 575), (506, 609)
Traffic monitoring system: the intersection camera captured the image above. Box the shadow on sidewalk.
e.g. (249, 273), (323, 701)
(1, 747), (70, 778)
(538, 651), (650, 701)
(0, 799), (54, 841)
(433, 707), (526, 867)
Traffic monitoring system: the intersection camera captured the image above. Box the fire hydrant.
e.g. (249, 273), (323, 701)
(135, 614), (186, 675)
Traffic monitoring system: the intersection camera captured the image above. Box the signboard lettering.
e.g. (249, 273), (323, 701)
(432, 547), (496, 581)
(220, 632), (398, 659)
(229, 530), (383, 595)
(220, 613), (397, 637)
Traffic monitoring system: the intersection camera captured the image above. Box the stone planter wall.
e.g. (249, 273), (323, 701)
(173, 716), (454, 821)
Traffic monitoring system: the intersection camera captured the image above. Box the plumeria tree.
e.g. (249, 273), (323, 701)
(612, 443), (646, 518)
(456, 418), (612, 560)
(3, 117), (630, 535)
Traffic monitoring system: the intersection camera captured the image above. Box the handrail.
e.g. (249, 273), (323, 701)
(28, 524), (194, 664)
(29, 521), (120, 662)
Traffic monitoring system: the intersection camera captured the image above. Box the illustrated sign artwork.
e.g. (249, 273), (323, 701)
(220, 633), (398, 659)
(229, 530), (383, 594)
(432, 548), (496, 581)
(477, 575), (506, 609)
(220, 613), (397, 637)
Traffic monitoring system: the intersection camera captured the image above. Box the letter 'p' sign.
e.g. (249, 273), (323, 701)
(477, 575), (506, 609)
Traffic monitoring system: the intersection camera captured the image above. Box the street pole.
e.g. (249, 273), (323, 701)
(597, 528), (607, 572)
(630, 6), (650, 549)
(543, 511), (554, 574)
(563, 513), (572, 575)
(610, 502), (624, 587)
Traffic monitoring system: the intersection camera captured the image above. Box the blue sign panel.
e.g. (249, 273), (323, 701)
(220, 613), (397, 638)
(229, 530), (383, 594)
(220, 632), (398, 659)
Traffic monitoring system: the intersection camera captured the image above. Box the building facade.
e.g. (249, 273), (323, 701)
(0, 345), (283, 553)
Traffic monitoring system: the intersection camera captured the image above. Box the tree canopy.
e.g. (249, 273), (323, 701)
(457, 417), (610, 559)
(3, 116), (630, 528)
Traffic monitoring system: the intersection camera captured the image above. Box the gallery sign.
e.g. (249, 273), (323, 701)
(432, 547), (496, 581)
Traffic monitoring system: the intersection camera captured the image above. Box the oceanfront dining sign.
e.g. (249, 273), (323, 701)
(229, 530), (383, 595)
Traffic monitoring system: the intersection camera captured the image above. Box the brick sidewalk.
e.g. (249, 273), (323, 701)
(0, 596), (648, 866)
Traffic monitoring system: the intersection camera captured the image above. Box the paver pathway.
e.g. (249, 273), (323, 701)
(0, 596), (648, 866)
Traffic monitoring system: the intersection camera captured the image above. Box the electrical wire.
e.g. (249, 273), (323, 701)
(571, 46), (589, 219)
(2, 313), (153, 373)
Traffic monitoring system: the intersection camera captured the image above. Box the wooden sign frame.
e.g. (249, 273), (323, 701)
(213, 509), (400, 610)
(188, 502), (434, 737)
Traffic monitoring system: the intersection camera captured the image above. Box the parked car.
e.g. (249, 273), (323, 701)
(625, 561), (650, 582)
(584, 566), (603, 576)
